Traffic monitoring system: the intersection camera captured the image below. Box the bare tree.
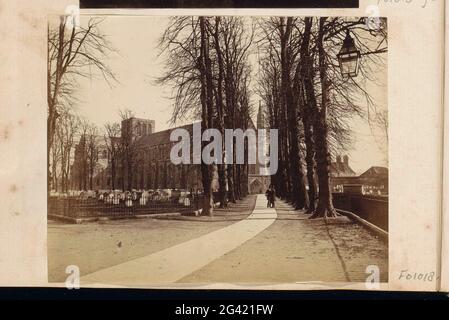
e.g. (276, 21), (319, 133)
(50, 133), (62, 192)
(211, 16), (228, 208)
(86, 124), (99, 190)
(104, 122), (121, 190)
(55, 109), (80, 192)
(158, 17), (216, 216)
(257, 17), (309, 208)
(158, 16), (255, 215)
(295, 17), (318, 213)
(47, 16), (117, 191)
(77, 118), (91, 190)
(310, 17), (387, 218)
(220, 17), (254, 202)
(197, 17), (216, 216)
(258, 16), (387, 217)
(280, 17), (309, 210)
(307, 17), (338, 218)
(119, 109), (137, 191)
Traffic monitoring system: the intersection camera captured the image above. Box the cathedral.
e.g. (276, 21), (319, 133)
(70, 107), (271, 194)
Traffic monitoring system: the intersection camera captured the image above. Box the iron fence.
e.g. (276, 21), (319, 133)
(332, 193), (388, 231)
(48, 193), (203, 218)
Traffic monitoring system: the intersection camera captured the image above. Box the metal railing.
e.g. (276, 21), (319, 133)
(48, 193), (203, 218)
(332, 193), (388, 231)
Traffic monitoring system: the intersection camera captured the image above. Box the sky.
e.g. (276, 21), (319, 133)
(74, 15), (388, 175)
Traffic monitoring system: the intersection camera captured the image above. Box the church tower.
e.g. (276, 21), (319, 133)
(256, 101), (270, 177)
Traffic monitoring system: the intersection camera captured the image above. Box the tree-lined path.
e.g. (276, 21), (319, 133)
(75, 195), (387, 286)
(80, 195), (276, 286)
(181, 199), (388, 284)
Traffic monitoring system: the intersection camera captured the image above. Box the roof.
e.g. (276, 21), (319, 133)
(360, 166), (388, 178)
(135, 123), (194, 148)
(330, 157), (356, 177)
(135, 120), (257, 149)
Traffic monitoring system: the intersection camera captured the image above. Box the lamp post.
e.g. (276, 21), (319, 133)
(337, 29), (361, 78)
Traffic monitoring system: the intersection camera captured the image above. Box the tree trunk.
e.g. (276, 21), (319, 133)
(65, 153), (71, 193)
(303, 112), (317, 213)
(89, 161), (94, 190)
(226, 164), (236, 203)
(280, 17), (308, 210)
(198, 17), (215, 217)
(52, 152), (58, 192)
(111, 158), (116, 190)
(298, 17), (318, 214)
(235, 164), (241, 200)
(310, 17), (338, 219)
(213, 17), (228, 208)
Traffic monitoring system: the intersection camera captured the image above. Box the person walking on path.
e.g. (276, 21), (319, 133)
(265, 185), (276, 208)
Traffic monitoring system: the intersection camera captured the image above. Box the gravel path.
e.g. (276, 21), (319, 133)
(80, 195), (275, 286)
(48, 195), (388, 285)
(48, 195), (256, 283)
(179, 199), (388, 284)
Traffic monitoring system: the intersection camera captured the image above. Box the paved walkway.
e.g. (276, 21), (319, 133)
(81, 194), (276, 286)
(180, 199), (388, 284)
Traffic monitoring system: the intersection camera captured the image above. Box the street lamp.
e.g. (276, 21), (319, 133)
(338, 29), (361, 78)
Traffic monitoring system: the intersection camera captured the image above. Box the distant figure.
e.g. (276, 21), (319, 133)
(125, 192), (133, 207)
(265, 189), (270, 207)
(265, 185), (276, 208)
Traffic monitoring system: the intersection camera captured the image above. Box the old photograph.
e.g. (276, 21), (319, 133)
(47, 14), (388, 286)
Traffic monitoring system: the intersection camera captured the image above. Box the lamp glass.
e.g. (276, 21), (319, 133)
(338, 31), (361, 78)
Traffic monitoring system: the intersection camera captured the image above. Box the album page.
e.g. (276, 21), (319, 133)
(440, 0), (449, 293)
(0, 0), (445, 292)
